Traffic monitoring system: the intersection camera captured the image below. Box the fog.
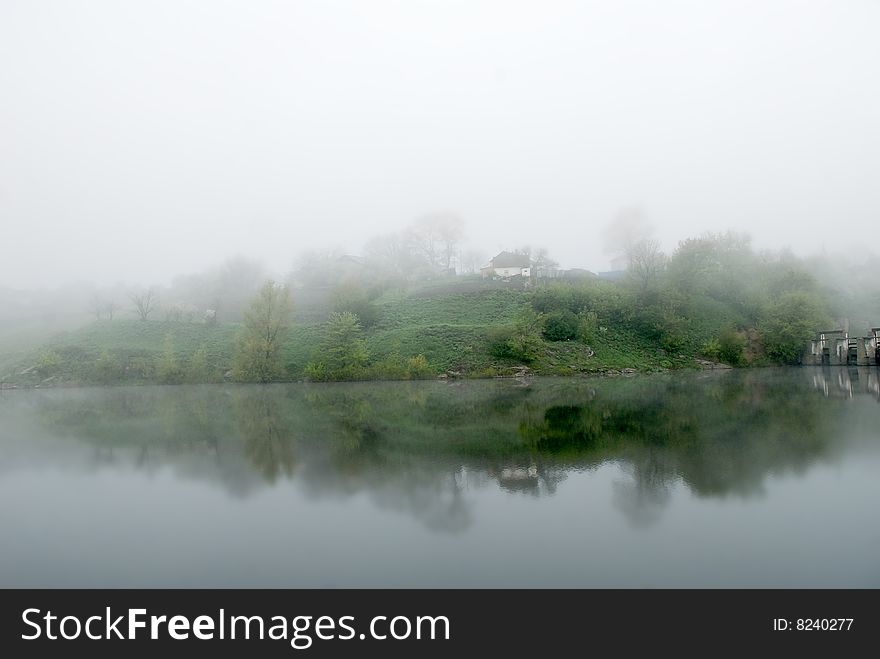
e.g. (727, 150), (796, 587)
(1, 0), (879, 291)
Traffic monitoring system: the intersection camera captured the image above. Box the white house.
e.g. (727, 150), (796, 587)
(480, 251), (532, 279)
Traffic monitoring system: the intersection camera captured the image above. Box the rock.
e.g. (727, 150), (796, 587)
(694, 359), (732, 370)
(621, 368), (637, 376)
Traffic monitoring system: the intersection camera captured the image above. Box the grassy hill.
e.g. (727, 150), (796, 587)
(1, 279), (687, 387)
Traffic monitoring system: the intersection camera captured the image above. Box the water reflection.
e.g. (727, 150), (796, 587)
(811, 365), (880, 400)
(1, 369), (875, 535)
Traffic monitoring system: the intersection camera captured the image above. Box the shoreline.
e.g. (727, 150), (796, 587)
(0, 360), (742, 390)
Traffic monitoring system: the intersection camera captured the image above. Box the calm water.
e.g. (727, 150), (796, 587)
(1, 368), (878, 588)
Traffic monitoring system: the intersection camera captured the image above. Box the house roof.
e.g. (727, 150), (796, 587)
(490, 251), (531, 268)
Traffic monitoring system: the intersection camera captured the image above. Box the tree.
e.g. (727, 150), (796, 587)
(760, 291), (827, 365)
(364, 233), (422, 279)
(305, 311), (369, 380)
(626, 238), (666, 294)
(130, 288), (157, 321)
(531, 247), (559, 281)
(90, 295), (117, 320)
(460, 249), (485, 274)
(290, 248), (344, 287)
(233, 281), (293, 383)
(408, 212), (464, 273)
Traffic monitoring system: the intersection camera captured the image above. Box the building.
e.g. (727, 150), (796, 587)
(597, 254), (628, 281)
(480, 251), (532, 279)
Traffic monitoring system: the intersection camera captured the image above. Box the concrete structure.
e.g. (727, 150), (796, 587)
(805, 328), (879, 366)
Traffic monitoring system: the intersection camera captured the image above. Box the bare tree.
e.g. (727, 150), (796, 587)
(626, 238), (666, 293)
(130, 288), (157, 321)
(90, 295), (117, 320)
(364, 233), (421, 278)
(531, 247), (559, 281)
(408, 212), (464, 273)
(460, 249), (485, 274)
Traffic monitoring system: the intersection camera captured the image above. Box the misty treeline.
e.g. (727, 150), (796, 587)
(65, 212), (532, 336)
(72, 213), (476, 328)
(521, 230), (838, 366)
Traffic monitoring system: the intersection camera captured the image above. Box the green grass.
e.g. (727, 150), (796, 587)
(375, 289), (529, 330)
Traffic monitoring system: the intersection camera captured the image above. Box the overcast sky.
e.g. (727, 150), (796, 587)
(1, 0), (878, 289)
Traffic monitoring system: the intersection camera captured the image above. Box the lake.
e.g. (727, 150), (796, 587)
(1, 368), (878, 587)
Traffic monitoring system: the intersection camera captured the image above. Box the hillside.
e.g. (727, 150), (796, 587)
(1, 279), (687, 388)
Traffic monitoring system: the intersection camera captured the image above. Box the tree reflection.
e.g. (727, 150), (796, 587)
(24, 369), (867, 531)
(234, 390), (296, 482)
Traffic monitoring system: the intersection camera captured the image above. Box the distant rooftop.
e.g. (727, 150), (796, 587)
(489, 251), (531, 268)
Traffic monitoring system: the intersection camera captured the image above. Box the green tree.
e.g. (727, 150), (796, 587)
(233, 281), (293, 382)
(760, 292), (826, 364)
(306, 311), (369, 380)
(156, 333), (183, 384)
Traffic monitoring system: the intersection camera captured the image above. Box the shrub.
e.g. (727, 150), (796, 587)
(542, 310), (580, 341)
(701, 338), (721, 360)
(489, 322), (543, 363)
(92, 350), (123, 384)
(405, 354), (432, 379)
(156, 334), (184, 384)
(186, 345), (213, 383)
(36, 350), (62, 378)
(129, 356), (154, 380)
(304, 361), (329, 381)
(577, 310), (599, 343)
(488, 326), (516, 359)
(717, 328), (746, 365)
